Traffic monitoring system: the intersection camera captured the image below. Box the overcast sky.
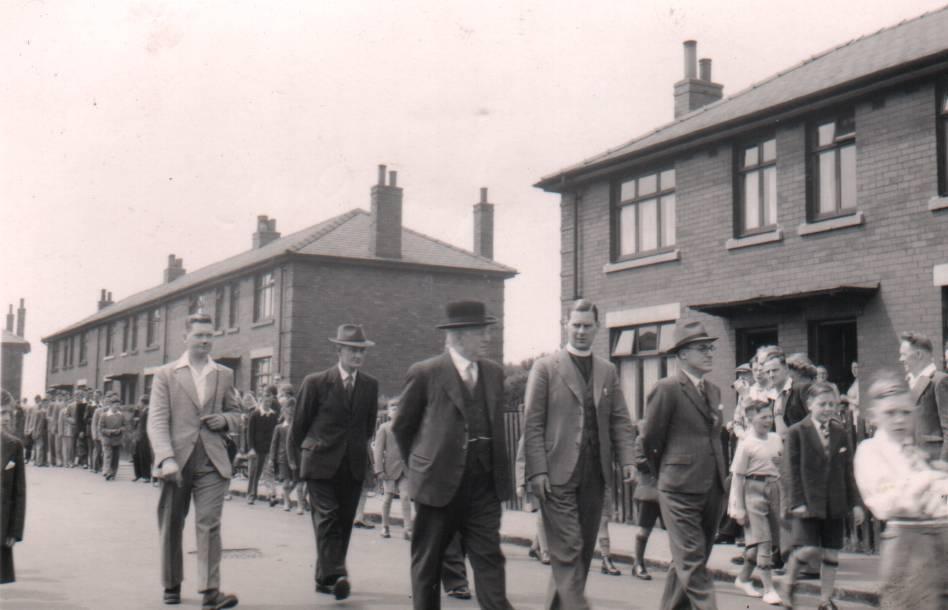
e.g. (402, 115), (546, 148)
(3, 0), (944, 398)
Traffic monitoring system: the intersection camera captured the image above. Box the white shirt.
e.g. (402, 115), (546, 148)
(174, 352), (220, 406)
(338, 363), (358, 388)
(680, 367), (704, 393)
(907, 363), (937, 391)
(448, 346), (478, 388)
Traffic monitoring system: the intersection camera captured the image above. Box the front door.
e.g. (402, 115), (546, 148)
(808, 319), (857, 391)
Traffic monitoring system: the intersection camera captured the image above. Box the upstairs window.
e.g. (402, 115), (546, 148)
(121, 318), (130, 353)
(63, 337), (73, 368)
(253, 271), (275, 322)
(214, 287), (225, 330)
(130, 314), (138, 351)
(810, 110), (857, 219)
(105, 323), (114, 357)
(615, 168), (676, 259)
(50, 341), (60, 371)
(736, 137), (777, 234)
(228, 281), (240, 328)
(939, 80), (948, 196)
(79, 331), (87, 364)
(146, 308), (160, 347)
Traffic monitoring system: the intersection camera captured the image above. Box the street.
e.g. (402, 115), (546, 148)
(0, 464), (874, 610)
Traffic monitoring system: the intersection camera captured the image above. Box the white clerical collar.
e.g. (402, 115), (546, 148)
(565, 344), (592, 358)
(338, 362), (357, 384)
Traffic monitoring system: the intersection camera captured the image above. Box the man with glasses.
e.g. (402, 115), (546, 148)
(640, 320), (727, 610)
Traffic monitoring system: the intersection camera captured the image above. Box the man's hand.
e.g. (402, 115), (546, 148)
(201, 414), (227, 431)
(622, 465), (635, 483)
(160, 458), (182, 487)
(529, 473), (552, 503)
(853, 506), (865, 526)
(733, 512), (747, 527)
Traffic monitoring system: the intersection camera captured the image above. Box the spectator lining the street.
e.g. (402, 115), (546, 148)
(246, 389), (279, 505)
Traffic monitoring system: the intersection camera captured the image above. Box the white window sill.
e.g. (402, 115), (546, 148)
(726, 228), (784, 250)
(929, 196), (948, 212)
(797, 211), (864, 236)
(251, 319), (275, 329)
(603, 249), (680, 273)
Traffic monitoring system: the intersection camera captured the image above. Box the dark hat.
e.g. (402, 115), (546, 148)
(667, 320), (718, 353)
(329, 324), (376, 348)
(436, 300), (498, 329)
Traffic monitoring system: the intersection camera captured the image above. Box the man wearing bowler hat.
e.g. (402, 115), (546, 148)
(393, 300), (513, 610)
(291, 324), (379, 601)
(640, 319), (727, 610)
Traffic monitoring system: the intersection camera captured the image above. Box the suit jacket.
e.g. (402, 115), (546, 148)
(781, 381), (810, 429)
(29, 408), (47, 439)
(912, 370), (948, 462)
(0, 432), (26, 544)
(393, 352), (511, 507)
(291, 365), (379, 481)
(61, 402), (78, 438)
(147, 358), (242, 478)
(373, 420), (403, 480)
(782, 416), (861, 519)
(639, 370), (728, 495)
(47, 402), (61, 435)
(98, 410), (126, 447)
(522, 349), (636, 487)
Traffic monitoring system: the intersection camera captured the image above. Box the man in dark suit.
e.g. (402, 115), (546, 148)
(523, 299), (636, 610)
(640, 320), (727, 610)
(394, 300), (513, 610)
(291, 324), (379, 602)
(761, 347), (809, 434)
(1, 397), (26, 584)
(899, 331), (948, 462)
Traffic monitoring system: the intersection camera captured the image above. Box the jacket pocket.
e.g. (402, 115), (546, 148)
(663, 454), (693, 465)
(409, 453), (434, 473)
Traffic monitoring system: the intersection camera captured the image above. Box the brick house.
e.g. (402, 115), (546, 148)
(536, 9), (948, 421)
(42, 166), (516, 402)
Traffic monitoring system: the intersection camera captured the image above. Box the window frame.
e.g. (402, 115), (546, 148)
(78, 331), (88, 364)
(250, 356), (273, 394)
(253, 271), (275, 322)
(105, 322), (114, 357)
(130, 314), (138, 351)
(50, 340), (59, 371)
(808, 109), (858, 221)
(228, 281), (240, 329)
(610, 322), (679, 421)
(734, 134), (778, 237)
(214, 287), (225, 331)
(938, 77), (948, 197)
(146, 308), (160, 348)
(612, 166), (677, 262)
(121, 318), (130, 354)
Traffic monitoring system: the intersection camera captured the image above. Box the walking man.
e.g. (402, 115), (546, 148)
(98, 393), (126, 480)
(394, 300), (513, 610)
(148, 313), (241, 609)
(899, 331), (948, 462)
(523, 298), (636, 610)
(291, 324), (379, 601)
(640, 319), (727, 610)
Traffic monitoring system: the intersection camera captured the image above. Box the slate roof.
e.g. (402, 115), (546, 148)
(537, 6), (948, 190)
(44, 209), (516, 341)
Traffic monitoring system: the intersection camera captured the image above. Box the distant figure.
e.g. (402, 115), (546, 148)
(1, 398), (27, 584)
(97, 393), (126, 481)
(374, 399), (412, 540)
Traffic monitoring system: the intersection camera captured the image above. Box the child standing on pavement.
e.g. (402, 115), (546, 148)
(780, 382), (865, 610)
(728, 400), (784, 605)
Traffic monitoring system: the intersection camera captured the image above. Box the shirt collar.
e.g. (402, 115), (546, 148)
(781, 376), (793, 393)
(448, 345), (475, 376)
(337, 362), (357, 384)
(681, 367), (703, 390)
(174, 352), (218, 373)
(565, 343), (592, 358)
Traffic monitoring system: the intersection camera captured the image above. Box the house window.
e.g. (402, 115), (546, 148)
(188, 295), (202, 317)
(67, 336), (75, 368)
(62, 337), (71, 369)
(253, 271), (275, 322)
(810, 110), (857, 219)
(50, 341), (59, 371)
(228, 281), (239, 328)
(121, 318), (130, 353)
(615, 168), (676, 258)
(144, 374), (154, 399)
(611, 322), (679, 421)
(250, 356), (272, 394)
(939, 80), (948, 196)
(736, 137), (777, 234)
(105, 323), (114, 356)
(79, 331), (87, 364)
(146, 308), (160, 347)
(130, 315), (138, 351)
(214, 287), (225, 330)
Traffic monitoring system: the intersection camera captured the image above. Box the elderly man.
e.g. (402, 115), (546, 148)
(291, 324), (379, 601)
(640, 320), (728, 610)
(899, 331), (948, 462)
(148, 313), (241, 609)
(394, 300), (513, 610)
(523, 299), (636, 610)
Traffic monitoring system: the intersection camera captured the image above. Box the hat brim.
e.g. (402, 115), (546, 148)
(436, 316), (498, 329)
(328, 338), (376, 347)
(667, 335), (718, 353)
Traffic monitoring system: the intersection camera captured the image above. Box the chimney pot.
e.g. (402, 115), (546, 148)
(389, 170), (398, 187)
(252, 214), (281, 248)
(480, 187), (488, 203)
(107, 291), (112, 301)
(699, 58), (712, 81)
(674, 41), (723, 118)
(16, 298), (25, 337)
(5, 305), (13, 333)
(377, 164), (387, 186)
(683, 40), (697, 79)
(370, 165), (403, 259)
(473, 188), (495, 260)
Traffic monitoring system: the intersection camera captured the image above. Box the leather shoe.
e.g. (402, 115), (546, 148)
(446, 586), (472, 600)
(332, 576), (351, 600)
(163, 585), (181, 605)
(316, 583), (333, 595)
(631, 563), (652, 580)
(201, 590), (238, 610)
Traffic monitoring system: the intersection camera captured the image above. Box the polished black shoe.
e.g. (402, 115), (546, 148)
(316, 583), (333, 595)
(601, 556), (622, 576)
(201, 590), (238, 610)
(631, 563), (652, 581)
(163, 585), (181, 605)
(798, 570), (820, 580)
(528, 548), (541, 561)
(332, 576), (351, 600)
(446, 586), (472, 600)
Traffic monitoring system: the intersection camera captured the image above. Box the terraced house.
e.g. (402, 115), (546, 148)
(43, 166), (516, 402)
(536, 9), (948, 419)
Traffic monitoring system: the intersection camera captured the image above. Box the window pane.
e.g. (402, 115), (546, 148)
(619, 360), (641, 420)
(637, 325), (658, 352)
(660, 169), (675, 190)
(658, 323), (677, 353)
(837, 113), (855, 137)
(643, 357), (662, 400)
(743, 171), (760, 230)
(762, 139), (776, 163)
(639, 199), (658, 251)
(763, 166), (777, 225)
(665, 356), (678, 378)
(818, 151), (837, 214)
(612, 330), (636, 357)
(817, 121), (835, 147)
(743, 145), (759, 167)
(839, 144), (857, 209)
(661, 194), (676, 246)
(638, 173), (657, 197)
(619, 205), (637, 255)
(620, 179), (636, 201)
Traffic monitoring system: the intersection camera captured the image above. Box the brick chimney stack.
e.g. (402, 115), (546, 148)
(97, 289), (114, 311)
(674, 40), (723, 118)
(252, 215), (281, 249)
(473, 187), (494, 260)
(16, 298), (25, 337)
(5, 305), (13, 333)
(370, 164), (403, 259)
(163, 254), (186, 283)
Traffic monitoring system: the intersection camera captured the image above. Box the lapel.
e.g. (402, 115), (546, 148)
(591, 355), (606, 409)
(678, 370), (713, 424)
(803, 418), (828, 462)
(175, 366), (202, 410)
(329, 366), (348, 412)
(201, 367), (219, 413)
(555, 349), (585, 405)
(479, 359), (496, 424)
(911, 373), (932, 405)
(438, 353), (466, 416)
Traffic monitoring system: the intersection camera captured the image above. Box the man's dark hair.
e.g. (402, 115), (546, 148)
(757, 345), (785, 365)
(805, 381), (838, 404)
(899, 331), (933, 354)
(263, 384), (279, 397)
(743, 399), (773, 418)
(567, 298), (599, 323)
(787, 353), (817, 381)
(185, 313), (214, 331)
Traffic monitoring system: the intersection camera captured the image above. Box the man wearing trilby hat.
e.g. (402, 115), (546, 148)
(639, 319), (727, 610)
(394, 300), (513, 610)
(291, 323), (379, 602)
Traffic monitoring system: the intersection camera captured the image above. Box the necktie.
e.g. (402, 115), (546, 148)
(344, 376), (354, 403)
(819, 421), (830, 449)
(463, 363), (476, 392)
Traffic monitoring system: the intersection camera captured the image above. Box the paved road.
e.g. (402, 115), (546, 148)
(1, 464), (874, 609)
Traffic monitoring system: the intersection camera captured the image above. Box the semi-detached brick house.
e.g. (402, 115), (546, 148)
(536, 8), (948, 422)
(42, 166), (516, 402)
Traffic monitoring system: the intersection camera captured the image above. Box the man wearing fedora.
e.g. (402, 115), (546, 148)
(640, 319), (727, 610)
(393, 300), (513, 610)
(291, 324), (379, 601)
(523, 298), (636, 610)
